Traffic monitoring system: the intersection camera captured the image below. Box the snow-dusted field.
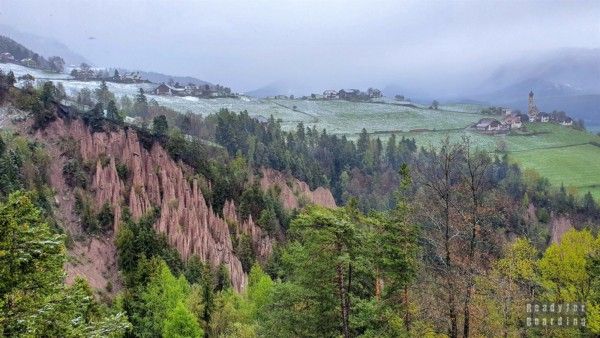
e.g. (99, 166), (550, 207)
(0, 63), (72, 80)
(0, 63), (489, 136)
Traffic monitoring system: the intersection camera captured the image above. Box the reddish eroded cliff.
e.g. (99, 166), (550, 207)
(259, 167), (336, 209)
(37, 117), (336, 292)
(39, 118), (249, 290)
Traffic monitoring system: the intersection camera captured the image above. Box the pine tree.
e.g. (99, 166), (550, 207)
(385, 134), (398, 167)
(152, 115), (169, 138)
(357, 128), (370, 162)
(133, 88), (149, 117)
(106, 99), (121, 122)
(6, 71), (15, 86)
(94, 80), (114, 106)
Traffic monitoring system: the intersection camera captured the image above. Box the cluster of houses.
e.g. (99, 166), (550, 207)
(475, 114), (522, 133)
(153, 82), (235, 99)
(1, 52), (42, 69)
(0, 52), (35, 67)
(309, 88), (383, 101)
(475, 91), (574, 133)
(0, 52), (14, 62)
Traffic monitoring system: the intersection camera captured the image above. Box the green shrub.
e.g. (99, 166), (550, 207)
(116, 162), (130, 181)
(97, 202), (114, 233)
(62, 159), (88, 188)
(75, 191), (98, 233)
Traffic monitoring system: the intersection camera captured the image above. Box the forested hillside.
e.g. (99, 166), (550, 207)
(1, 72), (600, 337)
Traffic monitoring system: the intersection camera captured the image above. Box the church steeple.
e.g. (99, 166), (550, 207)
(528, 90), (539, 121)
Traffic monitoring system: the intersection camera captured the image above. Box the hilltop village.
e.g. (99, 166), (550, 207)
(474, 91), (576, 133)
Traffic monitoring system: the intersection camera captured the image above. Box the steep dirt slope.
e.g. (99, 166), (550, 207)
(259, 167), (336, 209)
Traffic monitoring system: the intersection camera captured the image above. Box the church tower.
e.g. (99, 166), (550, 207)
(528, 90), (539, 121)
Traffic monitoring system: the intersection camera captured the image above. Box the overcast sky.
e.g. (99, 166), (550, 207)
(1, 0), (599, 93)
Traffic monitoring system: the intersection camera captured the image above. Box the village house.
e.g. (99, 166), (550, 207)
(540, 112), (550, 123)
(560, 117), (573, 126)
(503, 114), (522, 129)
(338, 89), (361, 100)
(154, 83), (184, 96)
(0, 52), (15, 63)
(323, 89), (338, 99)
(367, 88), (382, 98)
(476, 118), (502, 131)
(20, 58), (37, 68)
(184, 84), (198, 95)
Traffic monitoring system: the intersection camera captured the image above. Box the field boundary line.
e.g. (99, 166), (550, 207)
(271, 101), (319, 122)
(507, 142), (594, 153)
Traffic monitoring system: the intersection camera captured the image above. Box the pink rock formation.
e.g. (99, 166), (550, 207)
(40, 118), (336, 291)
(259, 167), (336, 209)
(550, 214), (573, 244)
(44, 119), (248, 290)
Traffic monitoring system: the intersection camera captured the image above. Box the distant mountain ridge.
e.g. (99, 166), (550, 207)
(473, 48), (600, 125)
(0, 35), (43, 61)
(485, 48), (600, 94)
(125, 70), (212, 86)
(0, 25), (216, 87)
(0, 24), (89, 65)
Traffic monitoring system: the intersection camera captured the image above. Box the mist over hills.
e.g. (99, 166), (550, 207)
(118, 69), (212, 87)
(0, 24), (89, 65)
(483, 48), (600, 94)
(382, 48), (600, 126)
(0, 25), (214, 88)
(474, 48), (600, 126)
(1, 25), (597, 127)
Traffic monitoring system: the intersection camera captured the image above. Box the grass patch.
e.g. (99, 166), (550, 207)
(510, 144), (600, 200)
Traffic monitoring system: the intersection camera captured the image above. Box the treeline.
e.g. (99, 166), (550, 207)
(212, 109), (418, 210)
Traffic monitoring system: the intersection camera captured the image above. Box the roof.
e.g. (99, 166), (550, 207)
(504, 115), (521, 123)
(476, 118), (500, 128)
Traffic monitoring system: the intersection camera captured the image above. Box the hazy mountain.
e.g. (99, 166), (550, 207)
(483, 48), (600, 95)
(443, 48), (598, 126)
(124, 70), (212, 86)
(0, 35), (44, 61)
(245, 80), (314, 98)
(0, 24), (89, 65)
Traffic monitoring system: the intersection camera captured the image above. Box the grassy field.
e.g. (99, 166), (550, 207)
(511, 144), (600, 199)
